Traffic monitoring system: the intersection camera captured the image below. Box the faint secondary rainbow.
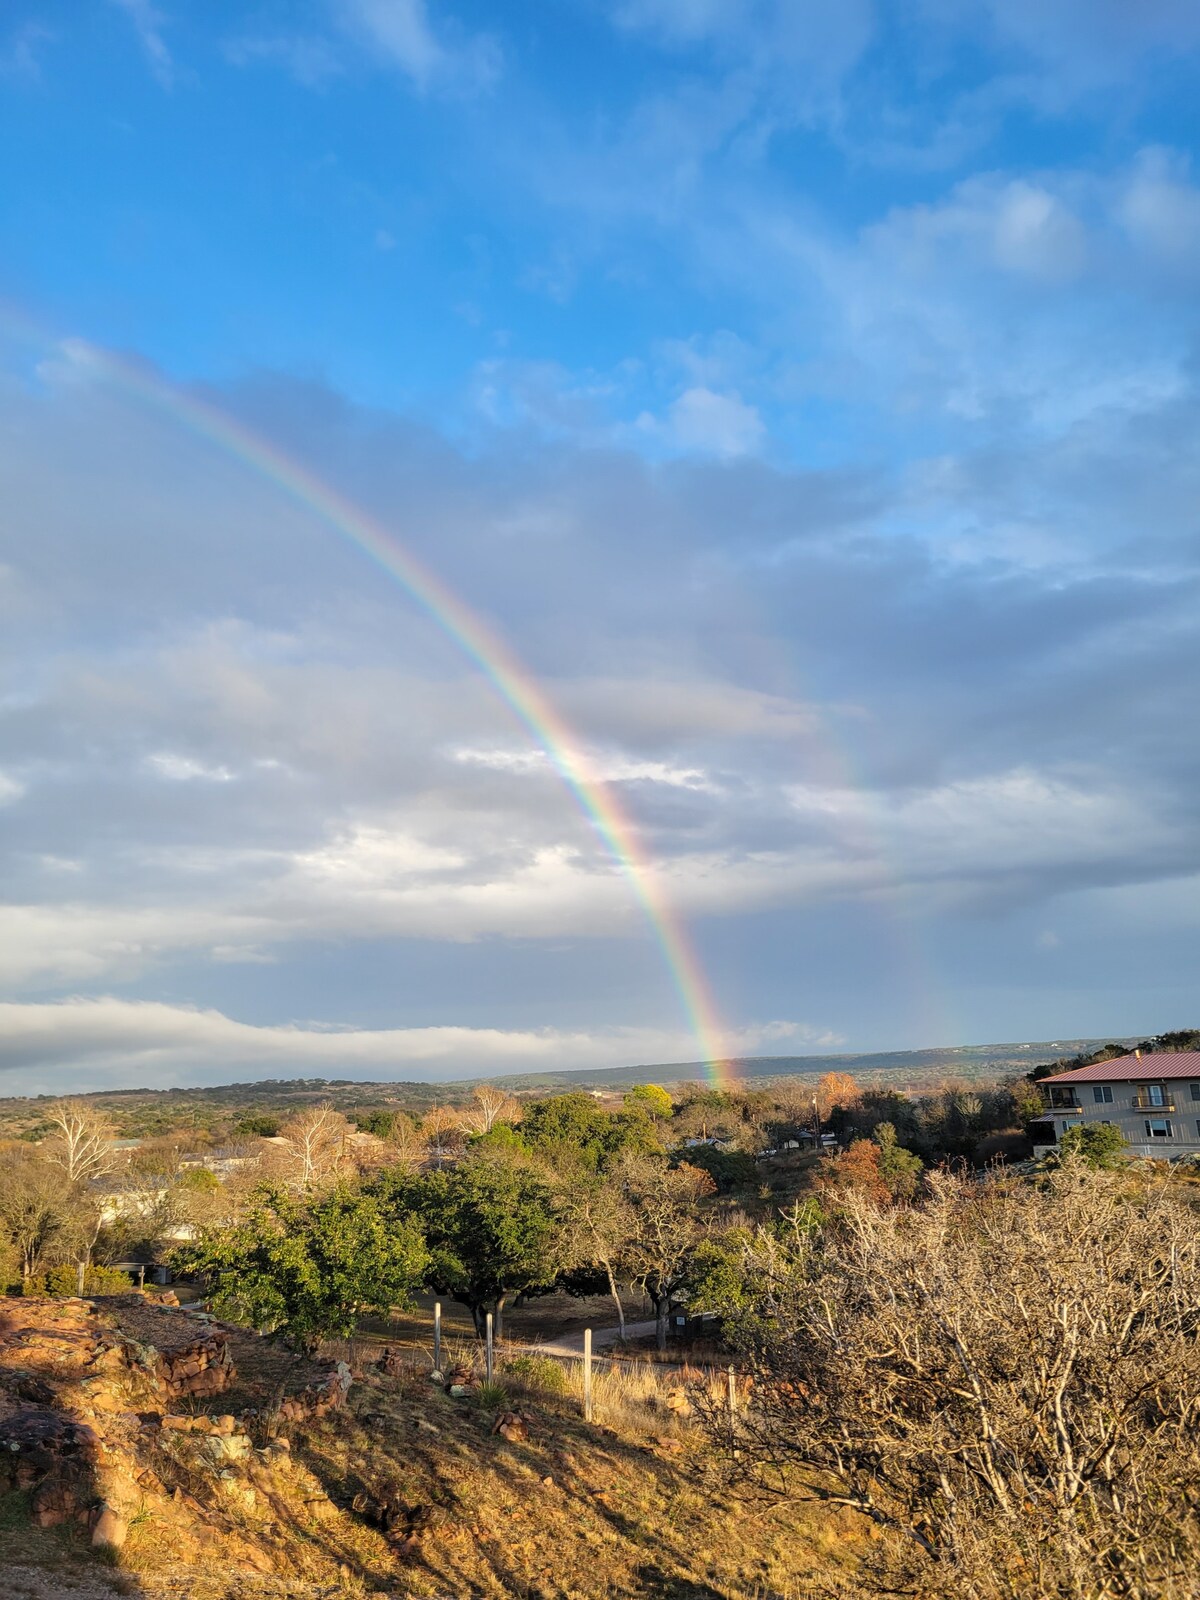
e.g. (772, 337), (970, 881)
(56, 336), (732, 1084)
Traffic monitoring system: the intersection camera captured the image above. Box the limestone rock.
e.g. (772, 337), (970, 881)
(91, 1503), (128, 1549)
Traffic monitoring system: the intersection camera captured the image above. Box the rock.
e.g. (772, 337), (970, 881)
(664, 1387), (693, 1417)
(91, 1503), (128, 1549)
(415, 1418), (441, 1434)
(652, 1435), (684, 1454)
(541, 1475), (554, 1488)
(202, 1432), (252, 1464)
(492, 1412), (528, 1442)
(15, 1375), (56, 1405)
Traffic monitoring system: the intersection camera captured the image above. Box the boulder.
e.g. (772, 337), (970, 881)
(91, 1503), (128, 1549)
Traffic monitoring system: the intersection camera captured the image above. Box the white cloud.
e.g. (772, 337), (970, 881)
(334, 0), (498, 91)
(108, 0), (173, 87)
(145, 752), (235, 783)
(640, 386), (766, 458)
(1117, 147), (1200, 278)
(0, 996), (835, 1091)
(867, 177), (1089, 285)
(452, 744), (720, 793)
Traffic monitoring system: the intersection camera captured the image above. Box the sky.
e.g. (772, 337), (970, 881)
(2, 0), (1200, 1091)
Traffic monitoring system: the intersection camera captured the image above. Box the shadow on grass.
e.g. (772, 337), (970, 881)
(290, 1362), (785, 1600)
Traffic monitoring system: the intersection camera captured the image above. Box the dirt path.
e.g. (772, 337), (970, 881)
(516, 1317), (658, 1357)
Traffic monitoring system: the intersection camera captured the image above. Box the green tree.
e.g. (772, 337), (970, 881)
(175, 1182), (427, 1352)
(623, 1083), (674, 1121)
(232, 1114), (280, 1139)
(1058, 1122), (1127, 1169)
(381, 1150), (560, 1338)
(520, 1092), (658, 1170)
(873, 1123), (924, 1200)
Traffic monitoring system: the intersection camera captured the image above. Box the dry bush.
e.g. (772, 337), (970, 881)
(713, 1165), (1200, 1600)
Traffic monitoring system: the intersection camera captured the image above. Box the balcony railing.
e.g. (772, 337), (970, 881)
(1044, 1098), (1084, 1113)
(1132, 1096), (1176, 1112)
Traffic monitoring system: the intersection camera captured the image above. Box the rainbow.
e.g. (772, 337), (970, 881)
(54, 337), (731, 1083)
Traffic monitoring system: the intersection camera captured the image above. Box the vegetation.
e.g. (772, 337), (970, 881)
(5, 1041), (1200, 1596)
(176, 1183), (428, 1351)
(701, 1163), (1200, 1599)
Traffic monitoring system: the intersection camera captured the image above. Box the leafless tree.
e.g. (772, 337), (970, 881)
(271, 1105), (352, 1191)
(43, 1099), (118, 1187)
(420, 1106), (468, 1168)
(0, 1148), (78, 1283)
(464, 1084), (522, 1134)
(707, 1164), (1200, 1600)
(557, 1168), (636, 1338)
(614, 1153), (716, 1350)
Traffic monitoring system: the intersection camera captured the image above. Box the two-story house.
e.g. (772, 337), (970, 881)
(1034, 1050), (1200, 1159)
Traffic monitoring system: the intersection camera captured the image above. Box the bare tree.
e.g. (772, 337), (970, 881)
(814, 1071), (859, 1122)
(557, 1169), (635, 1338)
(43, 1099), (118, 1187)
(614, 1153), (715, 1351)
(272, 1105), (352, 1192)
(464, 1084), (521, 1134)
(708, 1165), (1200, 1599)
(0, 1149), (77, 1283)
(420, 1106), (468, 1168)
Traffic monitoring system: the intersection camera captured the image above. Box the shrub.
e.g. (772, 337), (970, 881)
(24, 1263), (132, 1297)
(712, 1166), (1200, 1599)
(477, 1380), (509, 1410)
(504, 1353), (570, 1396)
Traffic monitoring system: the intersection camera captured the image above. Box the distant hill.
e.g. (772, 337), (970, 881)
(0, 1036), (1142, 1135)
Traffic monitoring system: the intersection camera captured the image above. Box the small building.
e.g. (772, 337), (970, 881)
(1035, 1051), (1200, 1159)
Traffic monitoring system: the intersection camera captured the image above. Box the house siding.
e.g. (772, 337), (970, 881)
(1038, 1077), (1200, 1158)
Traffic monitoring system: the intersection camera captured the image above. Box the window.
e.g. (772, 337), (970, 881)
(1147, 1084), (1166, 1107)
(1092, 1085), (1113, 1103)
(1190, 1083), (1200, 1101)
(1145, 1119), (1172, 1139)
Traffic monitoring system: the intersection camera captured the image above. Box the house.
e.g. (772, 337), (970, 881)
(1034, 1051), (1200, 1159)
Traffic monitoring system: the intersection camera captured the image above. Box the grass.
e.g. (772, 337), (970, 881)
(286, 1345), (865, 1598)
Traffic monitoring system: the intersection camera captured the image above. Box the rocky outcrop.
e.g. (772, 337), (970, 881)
(0, 1291), (354, 1576)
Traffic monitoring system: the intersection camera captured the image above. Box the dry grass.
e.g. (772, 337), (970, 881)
(290, 1345), (864, 1599)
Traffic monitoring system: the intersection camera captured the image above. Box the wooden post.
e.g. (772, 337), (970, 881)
(727, 1364), (737, 1450)
(433, 1301), (442, 1373)
(76, 1261), (85, 1297)
(583, 1328), (593, 1423)
(137, 1265), (145, 1290)
(485, 1312), (494, 1384)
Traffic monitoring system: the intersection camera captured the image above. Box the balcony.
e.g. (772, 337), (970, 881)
(1132, 1095), (1176, 1112)
(1044, 1096), (1084, 1114)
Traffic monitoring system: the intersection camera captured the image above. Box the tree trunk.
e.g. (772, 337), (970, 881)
(652, 1290), (669, 1353)
(469, 1301), (487, 1338)
(494, 1291), (507, 1342)
(604, 1262), (626, 1340)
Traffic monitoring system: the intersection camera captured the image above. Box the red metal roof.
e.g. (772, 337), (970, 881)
(1040, 1051), (1200, 1085)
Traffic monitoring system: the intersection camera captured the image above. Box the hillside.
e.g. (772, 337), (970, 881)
(1, 1292), (860, 1599)
(0, 1035), (1138, 1138)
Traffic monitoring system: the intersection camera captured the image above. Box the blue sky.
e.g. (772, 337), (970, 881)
(3, 1), (1200, 1088)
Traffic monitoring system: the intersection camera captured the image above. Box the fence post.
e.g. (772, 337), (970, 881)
(76, 1261), (85, 1297)
(433, 1300), (442, 1373)
(583, 1328), (593, 1423)
(485, 1312), (494, 1384)
(727, 1364), (737, 1451)
(137, 1265), (145, 1290)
